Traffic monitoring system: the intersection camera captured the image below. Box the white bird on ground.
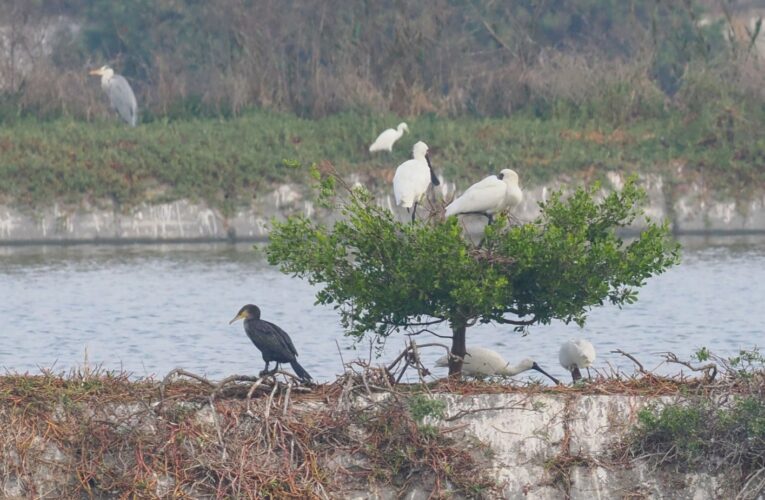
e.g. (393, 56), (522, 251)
(559, 339), (596, 382)
(444, 169), (523, 224)
(89, 65), (138, 126)
(393, 141), (440, 222)
(369, 122), (409, 152)
(436, 346), (560, 384)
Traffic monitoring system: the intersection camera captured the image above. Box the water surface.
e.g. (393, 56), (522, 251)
(1, 236), (762, 383)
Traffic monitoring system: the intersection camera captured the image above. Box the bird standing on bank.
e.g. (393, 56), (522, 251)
(369, 122), (409, 152)
(229, 304), (312, 382)
(436, 346), (560, 384)
(559, 339), (596, 382)
(392, 141), (440, 222)
(444, 169), (523, 224)
(89, 65), (138, 127)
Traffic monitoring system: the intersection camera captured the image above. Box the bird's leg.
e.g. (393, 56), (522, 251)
(586, 367), (592, 380)
(486, 214), (494, 225)
(411, 202), (418, 223)
(571, 366), (582, 383)
(259, 361), (271, 377)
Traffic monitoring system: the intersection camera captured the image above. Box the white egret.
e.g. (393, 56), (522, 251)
(559, 339), (596, 382)
(444, 169), (523, 224)
(436, 346), (560, 384)
(369, 122), (409, 152)
(392, 141), (440, 222)
(89, 65), (138, 127)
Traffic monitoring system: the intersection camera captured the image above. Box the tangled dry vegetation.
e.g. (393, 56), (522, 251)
(617, 349), (765, 498)
(0, 359), (501, 499)
(1, 345), (763, 498)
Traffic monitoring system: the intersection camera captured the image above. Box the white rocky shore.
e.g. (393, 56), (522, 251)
(0, 173), (763, 243)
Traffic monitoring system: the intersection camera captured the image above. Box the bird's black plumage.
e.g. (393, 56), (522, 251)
(230, 304), (312, 382)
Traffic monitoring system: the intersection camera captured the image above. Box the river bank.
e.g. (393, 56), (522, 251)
(1, 171), (763, 244)
(2, 110), (764, 243)
(1, 368), (759, 499)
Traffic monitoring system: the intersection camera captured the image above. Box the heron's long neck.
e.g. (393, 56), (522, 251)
(100, 74), (113, 89)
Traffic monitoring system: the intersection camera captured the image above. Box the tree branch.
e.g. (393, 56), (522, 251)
(380, 318), (447, 327)
(405, 328), (452, 339)
(661, 352), (717, 381)
(612, 349), (648, 374)
(494, 315), (537, 326)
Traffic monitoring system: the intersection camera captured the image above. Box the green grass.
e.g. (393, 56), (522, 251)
(626, 349), (765, 485)
(1, 106), (764, 214)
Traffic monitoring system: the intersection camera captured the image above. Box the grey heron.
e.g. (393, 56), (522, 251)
(445, 169), (523, 224)
(559, 339), (596, 382)
(89, 65), (138, 127)
(436, 346), (560, 384)
(369, 122), (409, 152)
(392, 141), (440, 222)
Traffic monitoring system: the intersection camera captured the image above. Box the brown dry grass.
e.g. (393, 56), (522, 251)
(0, 366), (499, 498)
(2, 344), (760, 498)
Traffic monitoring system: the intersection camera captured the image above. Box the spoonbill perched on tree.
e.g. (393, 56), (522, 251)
(369, 122), (409, 152)
(392, 141), (440, 222)
(559, 339), (596, 382)
(444, 169), (523, 223)
(89, 65), (138, 127)
(436, 346), (560, 384)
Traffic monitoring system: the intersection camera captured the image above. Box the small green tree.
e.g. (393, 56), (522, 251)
(267, 172), (680, 375)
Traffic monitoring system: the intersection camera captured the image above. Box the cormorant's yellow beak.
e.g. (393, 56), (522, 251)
(89, 68), (102, 76)
(229, 312), (245, 325)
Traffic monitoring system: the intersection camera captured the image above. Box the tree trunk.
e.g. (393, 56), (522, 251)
(448, 321), (467, 376)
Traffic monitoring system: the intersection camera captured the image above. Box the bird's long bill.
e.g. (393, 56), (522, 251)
(229, 312), (245, 325)
(532, 363), (561, 385)
(88, 68), (103, 76)
(426, 154), (440, 186)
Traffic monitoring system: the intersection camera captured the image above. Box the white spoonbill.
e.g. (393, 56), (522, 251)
(559, 339), (596, 382)
(436, 346), (560, 384)
(89, 65), (138, 127)
(393, 141), (440, 222)
(369, 122), (409, 152)
(444, 169), (523, 224)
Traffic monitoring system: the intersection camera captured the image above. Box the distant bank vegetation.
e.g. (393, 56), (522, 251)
(1, 1), (764, 210)
(0, 0), (763, 123)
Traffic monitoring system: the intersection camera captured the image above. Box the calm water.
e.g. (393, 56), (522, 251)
(0, 236), (763, 383)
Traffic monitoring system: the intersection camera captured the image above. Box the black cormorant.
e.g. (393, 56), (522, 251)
(229, 304), (312, 382)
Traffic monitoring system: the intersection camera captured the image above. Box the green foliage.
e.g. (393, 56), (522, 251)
(635, 404), (707, 459)
(267, 173), (679, 352)
(693, 346), (711, 362)
(727, 347), (765, 379)
(407, 394), (446, 423)
(627, 351), (765, 481)
(631, 395), (765, 473)
(2, 107), (763, 211)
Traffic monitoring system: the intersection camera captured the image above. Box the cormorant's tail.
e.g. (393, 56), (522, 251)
(290, 360), (312, 382)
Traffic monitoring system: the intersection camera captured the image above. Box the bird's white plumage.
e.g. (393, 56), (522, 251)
(445, 168), (523, 218)
(393, 141), (431, 209)
(90, 65), (138, 127)
(369, 122), (409, 152)
(559, 339), (596, 372)
(435, 346), (535, 377)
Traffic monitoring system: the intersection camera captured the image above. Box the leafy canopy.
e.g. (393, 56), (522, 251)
(266, 171), (680, 346)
